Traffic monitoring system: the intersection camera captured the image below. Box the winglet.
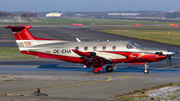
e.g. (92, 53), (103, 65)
(76, 38), (81, 42)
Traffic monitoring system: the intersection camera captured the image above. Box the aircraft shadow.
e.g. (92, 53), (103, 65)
(37, 64), (178, 73)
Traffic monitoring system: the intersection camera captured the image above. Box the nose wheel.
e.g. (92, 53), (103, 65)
(143, 63), (149, 74)
(143, 69), (149, 74)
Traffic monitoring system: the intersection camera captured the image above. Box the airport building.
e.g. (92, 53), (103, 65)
(46, 12), (63, 17)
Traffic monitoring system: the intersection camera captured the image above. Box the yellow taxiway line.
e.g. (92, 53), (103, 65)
(117, 74), (135, 79)
(157, 64), (180, 70)
(7, 75), (112, 95)
(7, 64), (180, 95)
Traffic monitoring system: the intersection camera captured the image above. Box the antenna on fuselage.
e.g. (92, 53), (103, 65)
(76, 38), (81, 42)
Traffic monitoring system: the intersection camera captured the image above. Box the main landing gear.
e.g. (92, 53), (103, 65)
(143, 63), (149, 74)
(106, 64), (116, 72)
(92, 67), (103, 74)
(92, 64), (116, 74)
(92, 68), (100, 74)
(106, 65), (113, 72)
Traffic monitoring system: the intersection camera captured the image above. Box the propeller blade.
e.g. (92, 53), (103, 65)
(167, 55), (169, 64)
(166, 55), (172, 67)
(169, 56), (171, 67)
(166, 37), (173, 67)
(169, 38), (171, 51)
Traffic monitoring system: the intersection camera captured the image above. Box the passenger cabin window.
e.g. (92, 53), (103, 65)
(93, 46), (97, 51)
(84, 47), (88, 51)
(126, 44), (134, 49)
(102, 46), (106, 50)
(112, 46), (116, 50)
(75, 47), (79, 50)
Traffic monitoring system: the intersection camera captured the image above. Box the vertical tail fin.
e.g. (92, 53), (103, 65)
(5, 25), (53, 56)
(5, 25), (35, 40)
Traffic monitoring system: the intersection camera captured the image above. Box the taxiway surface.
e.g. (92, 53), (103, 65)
(0, 26), (180, 101)
(0, 58), (180, 101)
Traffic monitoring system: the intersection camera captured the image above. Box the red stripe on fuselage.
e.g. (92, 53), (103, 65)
(105, 51), (166, 63)
(36, 52), (83, 63)
(21, 51), (83, 63)
(20, 51), (166, 64)
(21, 51), (38, 56)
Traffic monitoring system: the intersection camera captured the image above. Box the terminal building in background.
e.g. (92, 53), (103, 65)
(46, 12), (63, 17)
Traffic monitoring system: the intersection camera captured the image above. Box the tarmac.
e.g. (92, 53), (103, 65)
(0, 25), (180, 101)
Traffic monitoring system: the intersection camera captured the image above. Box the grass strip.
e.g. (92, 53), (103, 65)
(113, 82), (180, 101)
(0, 47), (38, 59)
(100, 29), (180, 46)
(33, 17), (180, 25)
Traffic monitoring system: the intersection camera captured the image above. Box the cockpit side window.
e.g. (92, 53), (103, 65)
(126, 44), (134, 49)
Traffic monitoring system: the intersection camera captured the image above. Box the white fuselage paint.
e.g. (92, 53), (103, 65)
(16, 40), (175, 61)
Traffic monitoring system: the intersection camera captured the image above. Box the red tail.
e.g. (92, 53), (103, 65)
(5, 25), (52, 40)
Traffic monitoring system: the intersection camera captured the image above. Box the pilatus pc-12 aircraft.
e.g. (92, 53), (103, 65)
(5, 25), (176, 74)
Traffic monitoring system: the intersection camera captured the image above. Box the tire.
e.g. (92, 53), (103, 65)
(143, 69), (149, 74)
(106, 65), (113, 72)
(93, 68), (100, 74)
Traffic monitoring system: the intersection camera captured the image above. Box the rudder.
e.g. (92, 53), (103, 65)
(5, 25), (35, 40)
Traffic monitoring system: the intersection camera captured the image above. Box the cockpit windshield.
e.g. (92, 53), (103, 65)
(126, 44), (134, 49)
(131, 42), (144, 48)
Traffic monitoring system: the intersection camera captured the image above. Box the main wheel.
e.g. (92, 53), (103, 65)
(93, 68), (100, 74)
(143, 69), (149, 74)
(106, 65), (113, 72)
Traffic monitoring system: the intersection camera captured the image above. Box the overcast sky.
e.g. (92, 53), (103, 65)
(1, 0), (179, 12)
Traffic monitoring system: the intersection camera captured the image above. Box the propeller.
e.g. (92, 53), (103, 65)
(167, 37), (172, 67)
(167, 55), (171, 66)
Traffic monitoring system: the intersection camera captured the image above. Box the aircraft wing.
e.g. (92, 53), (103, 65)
(72, 49), (114, 67)
(72, 49), (96, 57)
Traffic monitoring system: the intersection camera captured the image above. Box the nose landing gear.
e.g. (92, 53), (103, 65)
(143, 63), (149, 74)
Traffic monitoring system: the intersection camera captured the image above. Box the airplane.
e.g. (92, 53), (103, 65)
(5, 25), (176, 74)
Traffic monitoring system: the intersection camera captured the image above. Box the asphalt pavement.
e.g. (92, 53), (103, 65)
(0, 26), (180, 101)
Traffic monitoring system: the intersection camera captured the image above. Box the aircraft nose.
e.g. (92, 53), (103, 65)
(168, 51), (176, 55)
(164, 51), (176, 56)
